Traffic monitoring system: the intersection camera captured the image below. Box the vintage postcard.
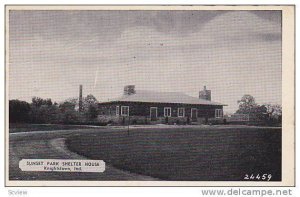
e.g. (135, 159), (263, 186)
(5, 5), (295, 186)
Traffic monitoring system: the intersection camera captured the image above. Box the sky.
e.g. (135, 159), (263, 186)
(8, 10), (282, 113)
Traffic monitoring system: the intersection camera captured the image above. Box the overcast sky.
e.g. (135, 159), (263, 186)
(9, 10), (281, 113)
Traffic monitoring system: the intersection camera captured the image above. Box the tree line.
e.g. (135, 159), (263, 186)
(9, 94), (282, 126)
(9, 95), (99, 125)
(235, 95), (282, 126)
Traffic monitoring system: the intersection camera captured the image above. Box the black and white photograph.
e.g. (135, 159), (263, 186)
(5, 5), (295, 186)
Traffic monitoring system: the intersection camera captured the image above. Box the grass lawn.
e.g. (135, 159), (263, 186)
(65, 126), (281, 181)
(9, 123), (96, 133)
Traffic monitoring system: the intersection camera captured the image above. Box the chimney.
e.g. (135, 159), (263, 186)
(199, 86), (211, 101)
(79, 85), (83, 112)
(124, 85), (136, 95)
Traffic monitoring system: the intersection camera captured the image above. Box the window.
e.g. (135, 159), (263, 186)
(116, 106), (120, 116)
(121, 106), (129, 116)
(178, 108), (185, 117)
(164, 107), (172, 117)
(215, 109), (223, 118)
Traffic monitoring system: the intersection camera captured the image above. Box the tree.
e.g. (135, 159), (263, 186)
(264, 104), (282, 117)
(32, 97), (52, 107)
(59, 101), (79, 124)
(30, 97), (57, 123)
(45, 104), (61, 123)
(9, 100), (31, 123)
(57, 95), (99, 124)
(84, 94), (98, 106)
(264, 104), (282, 124)
(59, 101), (76, 113)
(86, 105), (98, 119)
(83, 94), (98, 120)
(253, 105), (268, 122)
(62, 95), (98, 112)
(236, 94), (257, 114)
(236, 95), (281, 125)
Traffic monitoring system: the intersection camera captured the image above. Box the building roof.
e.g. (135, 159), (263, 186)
(101, 90), (226, 106)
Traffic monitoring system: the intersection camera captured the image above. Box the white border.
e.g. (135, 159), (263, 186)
(4, 5), (295, 187)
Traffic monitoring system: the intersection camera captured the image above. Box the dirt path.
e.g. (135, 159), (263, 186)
(9, 129), (158, 181)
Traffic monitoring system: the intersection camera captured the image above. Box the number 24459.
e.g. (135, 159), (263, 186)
(244, 174), (272, 181)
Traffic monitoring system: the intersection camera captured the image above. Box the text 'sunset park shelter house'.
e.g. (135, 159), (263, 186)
(97, 85), (226, 125)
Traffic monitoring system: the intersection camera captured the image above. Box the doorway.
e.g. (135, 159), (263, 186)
(191, 108), (198, 122)
(150, 107), (157, 121)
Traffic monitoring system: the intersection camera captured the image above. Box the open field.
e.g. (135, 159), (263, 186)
(65, 126), (281, 181)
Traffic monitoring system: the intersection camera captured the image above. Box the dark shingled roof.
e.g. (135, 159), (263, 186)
(101, 90), (226, 106)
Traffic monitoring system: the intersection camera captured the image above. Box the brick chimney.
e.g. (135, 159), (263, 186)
(199, 86), (211, 101)
(124, 85), (136, 95)
(79, 85), (83, 112)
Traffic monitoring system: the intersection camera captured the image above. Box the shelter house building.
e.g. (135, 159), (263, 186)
(98, 85), (226, 125)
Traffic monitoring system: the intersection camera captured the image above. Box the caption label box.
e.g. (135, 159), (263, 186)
(19, 159), (105, 172)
